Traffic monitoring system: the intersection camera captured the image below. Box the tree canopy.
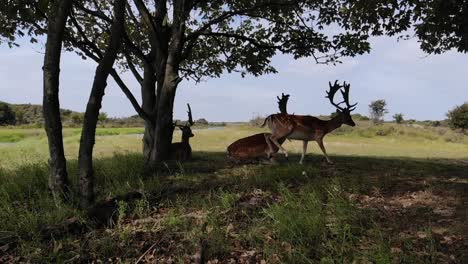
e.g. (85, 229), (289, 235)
(447, 103), (468, 131)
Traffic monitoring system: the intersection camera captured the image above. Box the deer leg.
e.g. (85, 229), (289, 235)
(269, 135), (288, 159)
(299, 140), (308, 164)
(264, 133), (275, 159)
(317, 139), (333, 164)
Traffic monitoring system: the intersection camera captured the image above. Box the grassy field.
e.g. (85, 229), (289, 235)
(0, 123), (467, 263)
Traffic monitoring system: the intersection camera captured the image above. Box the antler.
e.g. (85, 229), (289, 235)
(341, 82), (357, 111)
(173, 104), (194, 128)
(186, 103), (194, 126)
(326, 80), (345, 111)
(277, 93), (290, 114)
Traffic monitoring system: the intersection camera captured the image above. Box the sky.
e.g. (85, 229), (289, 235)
(0, 36), (467, 122)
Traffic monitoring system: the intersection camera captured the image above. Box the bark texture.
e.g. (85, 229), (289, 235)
(146, 1), (187, 164)
(141, 63), (157, 161)
(78, 0), (126, 208)
(42, 0), (73, 200)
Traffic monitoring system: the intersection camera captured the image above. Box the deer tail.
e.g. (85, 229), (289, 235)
(260, 115), (271, 128)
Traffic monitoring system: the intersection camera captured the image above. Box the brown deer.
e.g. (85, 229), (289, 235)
(227, 133), (286, 162)
(227, 94), (289, 162)
(170, 104), (194, 161)
(262, 81), (357, 164)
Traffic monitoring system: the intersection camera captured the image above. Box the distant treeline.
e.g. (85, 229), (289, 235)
(0, 102), (224, 127)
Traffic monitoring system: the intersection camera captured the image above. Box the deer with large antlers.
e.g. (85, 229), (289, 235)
(262, 81), (357, 164)
(170, 104), (194, 161)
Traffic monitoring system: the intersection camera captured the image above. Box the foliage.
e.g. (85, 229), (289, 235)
(0, 101), (16, 125)
(352, 113), (369, 121)
(393, 113), (404, 124)
(98, 112), (108, 123)
(195, 118), (209, 125)
(447, 103), (468, 131)
(369, 99), (388, 124)
(430, 120), (441, 127)
(342, 0), (468, 54)
(70, 113), (84, 125)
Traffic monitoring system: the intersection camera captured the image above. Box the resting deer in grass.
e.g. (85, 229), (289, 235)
(227, 93), (289, 162)
(170, 104), (194, 161)
(227, 133), (286, 162)
(263, 81), (357, 164)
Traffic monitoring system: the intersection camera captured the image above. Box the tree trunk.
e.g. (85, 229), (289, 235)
(141, 63), (157, 161)
(77, 0), (126, 208)
(42, 0), (73, 200)
(150, 65), (179, 162)
(141, 0), (186, 164)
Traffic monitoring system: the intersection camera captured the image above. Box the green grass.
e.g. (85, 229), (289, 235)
(0, 123), (467, 262)
(2, 123), (466, 169)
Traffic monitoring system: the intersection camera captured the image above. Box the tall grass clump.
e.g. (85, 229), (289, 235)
(0, 164), (80, 244)
(262, 179), (367, 263)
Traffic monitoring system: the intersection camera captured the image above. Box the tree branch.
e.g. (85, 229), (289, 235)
(123, 49), (143, 84)
(110, 69), (151, 123)
(201, 32), (284, 50)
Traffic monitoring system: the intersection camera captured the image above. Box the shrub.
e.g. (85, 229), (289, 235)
(0, 102), (16, 125)
(430, 120), (441, 127)
(352, 113), (369, 121)
(447, 103), (468, 131)
(195, 118), (209, 125)
(392, 113), (404, 124)
(98, 112), (108, 123)
(71, 113), (84, 125)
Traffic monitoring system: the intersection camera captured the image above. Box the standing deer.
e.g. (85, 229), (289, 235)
(170, 104), (194, 161)
(262, 81), (357, 164)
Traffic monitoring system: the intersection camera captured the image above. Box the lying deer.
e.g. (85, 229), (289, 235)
(228, 94), (289, 162)
(170, 104), (194, 161)
(227, 133), (286, 162)
(262, 81), (357, 164)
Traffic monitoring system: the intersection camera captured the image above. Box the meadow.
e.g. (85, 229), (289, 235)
(0, 123), (467, 263)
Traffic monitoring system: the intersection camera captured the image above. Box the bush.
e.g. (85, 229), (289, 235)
(71, 113), (84, 125)
(430, 120), (441, 127)
(447, 103), (468, 131)
(195, 118), (209, 125)
(98, 112), (108, 123)
(0, 102), (16, 125)
(392, 113), (404, 124)
(352, 113), (369, 121)
(443, 131), (464, 143)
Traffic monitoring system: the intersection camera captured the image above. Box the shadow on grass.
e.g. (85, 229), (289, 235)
(1, 151), (467, 262)
(1, 151), (466, 206)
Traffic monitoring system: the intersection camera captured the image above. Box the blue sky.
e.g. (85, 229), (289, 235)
(0, 36), (467, 122)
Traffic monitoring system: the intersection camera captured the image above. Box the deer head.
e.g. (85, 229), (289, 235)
(174, 104), (194, 142)
(326, 80), (358, 127)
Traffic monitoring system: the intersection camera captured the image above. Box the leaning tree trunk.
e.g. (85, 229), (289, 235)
(141, 63), (157, 161)
(150, 74), (177, 162)
(42, 0), (73, 200)
(149, 47), (182, 162)
(77, 0), (126, 208)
